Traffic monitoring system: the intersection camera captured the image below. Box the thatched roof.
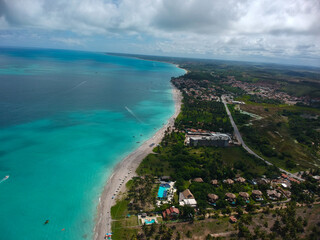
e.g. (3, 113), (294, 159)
(181, 189), (195, 199)
(207, 193), (219, 201)
(224, 179), (234, 184)
(193, 178), (204, 183)
(225, 193), (236, 199)
(239, 192), (250, 198)
(252, 190), (262, 196)
(211, 179), (219, 185)
(236, 177), (246, 183)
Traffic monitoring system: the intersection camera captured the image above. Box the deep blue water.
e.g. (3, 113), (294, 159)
(0, 48), (185, 240)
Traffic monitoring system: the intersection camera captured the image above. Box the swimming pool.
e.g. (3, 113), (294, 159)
(157, 186), (169, 198)
(144, 219), (155, 225)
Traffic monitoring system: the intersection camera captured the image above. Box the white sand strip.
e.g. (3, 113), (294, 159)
(94, 85), (182, 240)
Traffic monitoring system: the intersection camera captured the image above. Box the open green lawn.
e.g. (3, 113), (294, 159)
(111, 199), (139, 239)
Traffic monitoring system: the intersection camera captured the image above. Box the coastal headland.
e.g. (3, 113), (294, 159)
(94, 85), (182, 240)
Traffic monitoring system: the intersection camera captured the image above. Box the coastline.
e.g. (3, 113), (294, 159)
(93, 84), (182, 240)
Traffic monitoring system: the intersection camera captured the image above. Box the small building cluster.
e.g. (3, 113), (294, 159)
(179, 189), (197, 207)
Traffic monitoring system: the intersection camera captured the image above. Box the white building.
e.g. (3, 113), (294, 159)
(179, 189), (197, 207)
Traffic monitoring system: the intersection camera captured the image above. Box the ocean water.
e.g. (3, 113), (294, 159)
(0, 48), (185, 240)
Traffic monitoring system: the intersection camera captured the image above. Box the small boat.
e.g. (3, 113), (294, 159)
(0, 175), (9, 184)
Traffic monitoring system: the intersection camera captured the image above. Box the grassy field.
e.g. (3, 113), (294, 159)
(111, 197), (139, 239)
(239, 102), (320, 172)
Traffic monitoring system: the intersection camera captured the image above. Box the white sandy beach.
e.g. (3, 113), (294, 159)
(94, 85), (182, 240)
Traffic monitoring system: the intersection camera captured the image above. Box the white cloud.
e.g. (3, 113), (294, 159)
(51, 37), (85, 46)
(0, 0), (319, 64)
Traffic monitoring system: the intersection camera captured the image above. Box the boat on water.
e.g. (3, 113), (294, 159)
(0, 175), (9, 183)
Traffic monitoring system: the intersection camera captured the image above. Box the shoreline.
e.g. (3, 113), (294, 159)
(93, 84), (182, 240)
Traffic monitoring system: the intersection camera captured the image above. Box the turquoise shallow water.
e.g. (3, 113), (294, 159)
(0, 48), (185, 240)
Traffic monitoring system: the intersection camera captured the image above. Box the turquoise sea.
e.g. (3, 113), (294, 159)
(0, 48), (185, 240)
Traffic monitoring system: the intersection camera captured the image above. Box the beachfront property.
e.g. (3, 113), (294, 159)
(187, 133), (231, 147)
(179, 189), (197, 207)
(156, 180), (176, 207)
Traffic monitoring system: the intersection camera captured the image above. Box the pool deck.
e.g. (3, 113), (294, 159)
(138, 214), (159, 225)
(156, 181), (176, 206)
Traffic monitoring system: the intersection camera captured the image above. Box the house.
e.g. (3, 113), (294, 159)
(288, 177), (300, 184)
(179, 189), (197, 207)
(211, 179), (219, 186)
(193, 178), (204, 183)
(239, 192), (250, 201)
(225, 193), (236, 203)
(207, 194), (219, 205)
(229, 216), (237, 223)
(251, 190), (263, 201)
(224, 179), (234, 185)
(162, 207), (180, 219)
(267, 190), (281, 200)
(236, 177), (246, 183)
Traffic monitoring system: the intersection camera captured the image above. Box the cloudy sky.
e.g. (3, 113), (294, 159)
(0, 0), (319, 66)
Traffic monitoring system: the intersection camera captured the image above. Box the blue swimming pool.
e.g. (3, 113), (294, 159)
(157, 185), (169, 198)
(145, 219), (155, 225)
(157, 186), (167, 198)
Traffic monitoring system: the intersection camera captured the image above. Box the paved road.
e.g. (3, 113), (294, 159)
(221, 95), (304, 182)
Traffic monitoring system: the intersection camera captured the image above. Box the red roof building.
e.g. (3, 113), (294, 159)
(162, 207), (180, 219)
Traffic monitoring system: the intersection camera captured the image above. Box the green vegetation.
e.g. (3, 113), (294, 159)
(175, 95), (232, 132)
(110, 54), (320, 239)
(238, 103), (320, 172)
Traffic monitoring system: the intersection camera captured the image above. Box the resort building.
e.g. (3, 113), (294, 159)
(239, 192), (250, 202)
(193, 177), (204, 183)
(188, 133), (231, 147)
(211, 179), (219, 186)
(235, 177), (246, 183)
(225, 193), (236, 204)
(179, 189), (197, 207)
(208, 193), (219, 205)
(251, 190), (263, 201)
(224, 179), (234, 185)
